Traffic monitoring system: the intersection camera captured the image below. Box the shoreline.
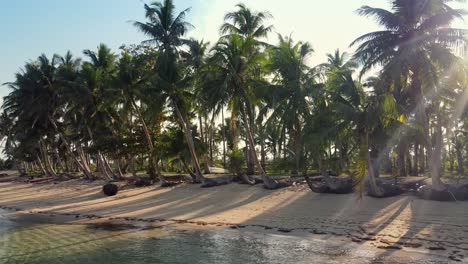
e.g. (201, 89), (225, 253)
(1, 180), (468, 262)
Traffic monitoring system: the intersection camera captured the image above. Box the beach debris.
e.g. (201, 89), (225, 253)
(277, 228), (292, 233)
(449, 255), (463, 262)
(427, 245), (446, 251)
(377, 244), (402, 250)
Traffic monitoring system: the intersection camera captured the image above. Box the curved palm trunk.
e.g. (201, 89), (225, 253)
(181, 159), (197, 181)
(97, 153), (114, 180)
(173, 103), (206, 184)
(48, 117), (94, 180)
(36, 155), (49, 177)
(39, 140), (57, 178)
(130, 98), (166, 186)
(114, 159), (125, 180)
(240, 107), (278, 189)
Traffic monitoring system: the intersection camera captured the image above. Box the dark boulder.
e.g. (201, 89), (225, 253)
(103, 183), (119, 196)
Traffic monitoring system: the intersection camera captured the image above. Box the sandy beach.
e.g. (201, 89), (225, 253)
(1, 179), (468, 262)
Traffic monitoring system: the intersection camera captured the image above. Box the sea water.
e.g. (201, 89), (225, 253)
(0, 210), (448, 264)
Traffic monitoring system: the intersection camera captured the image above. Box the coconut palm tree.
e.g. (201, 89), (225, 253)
(134, 0), (208, 184)
(267, 34), (319, 175)
(200, 34), (280, 189)
(220, 3), (273, 42)
(3, 55), (94, 179)
(351, 0), (468, 190)
(115, 46), (168, 185)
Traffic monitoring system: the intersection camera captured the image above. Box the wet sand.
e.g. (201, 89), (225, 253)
(1, 179), (468, 262)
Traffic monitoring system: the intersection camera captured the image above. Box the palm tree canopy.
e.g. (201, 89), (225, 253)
(133, 0), (193, 51)
(220, 3), (273, 41)
(351, 0), (468, 76)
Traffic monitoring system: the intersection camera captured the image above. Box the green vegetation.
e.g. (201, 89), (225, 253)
(1, 0), (467, 194)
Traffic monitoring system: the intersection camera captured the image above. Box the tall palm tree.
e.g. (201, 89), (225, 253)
(220, 3), (273, 41)
(134, 0), (207, 184)
(201, 34), (280, 189)
(74, 44), (121, 180)
(351, 0), (468, 190)
(116, 47), (168, 185)
(267, 34), (318, 175)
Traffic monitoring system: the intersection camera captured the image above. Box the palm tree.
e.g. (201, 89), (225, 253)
(116, 46), (168, 185)
(134, 0), (208, 184)
(351, 0), (468, 190)
(201, 34), (279, 189)
(220, 3), (273, 42)
(3, 54), (94, 179)
(267, 34), (318, 175)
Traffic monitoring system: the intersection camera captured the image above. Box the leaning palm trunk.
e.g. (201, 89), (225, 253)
(36, 155), (49, 177)
(173, 103), (206, 184)
(114, 159), (125, 180)
(48, 116), (94, 180)
(39, 140), (58, 178)
(97, 153), (114, 180)
(240, 107), (279, 189)
(130, 98), (166, 186)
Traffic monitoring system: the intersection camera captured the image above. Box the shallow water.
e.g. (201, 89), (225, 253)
(0, 210), (449, 264)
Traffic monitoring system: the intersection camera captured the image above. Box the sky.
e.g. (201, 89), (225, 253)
(1, 0), (467, 100)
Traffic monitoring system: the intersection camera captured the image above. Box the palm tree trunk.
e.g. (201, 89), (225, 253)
(261, 140), (266, 171)
(173, 103), (206, 184)
(413, 143), (419, 176)
(199, 114), (204, 145)
(397, 141), (406, 177)
(455, 138), (464, 176)
(97, 153), (113, 180)
(209, 111), (215, 163)
(103, 156), (117, 180)
(221, 106), (227, 168)
(115, 159), (125, 180)
(364, 132), (383, 196)
(430, 110), (445, 190)
(130, 156), (138, 177)
(419, 146), (426, 174)
(240, 106), (278, 189)
(293, 121), (303, 176)
(40, 140), (57, 178)
(181, 159), (197, 180)
(406, 145), (412, 177)
(48, 117), (94, 180)
(130, 98), (166, 185)
(412, 72), (443, 190)
(36, 155), (49, 177)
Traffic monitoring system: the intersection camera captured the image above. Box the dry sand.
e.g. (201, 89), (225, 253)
(1, 178), (468, 262)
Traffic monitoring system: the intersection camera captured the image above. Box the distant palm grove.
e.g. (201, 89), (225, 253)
(2, 0), (468, 196)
